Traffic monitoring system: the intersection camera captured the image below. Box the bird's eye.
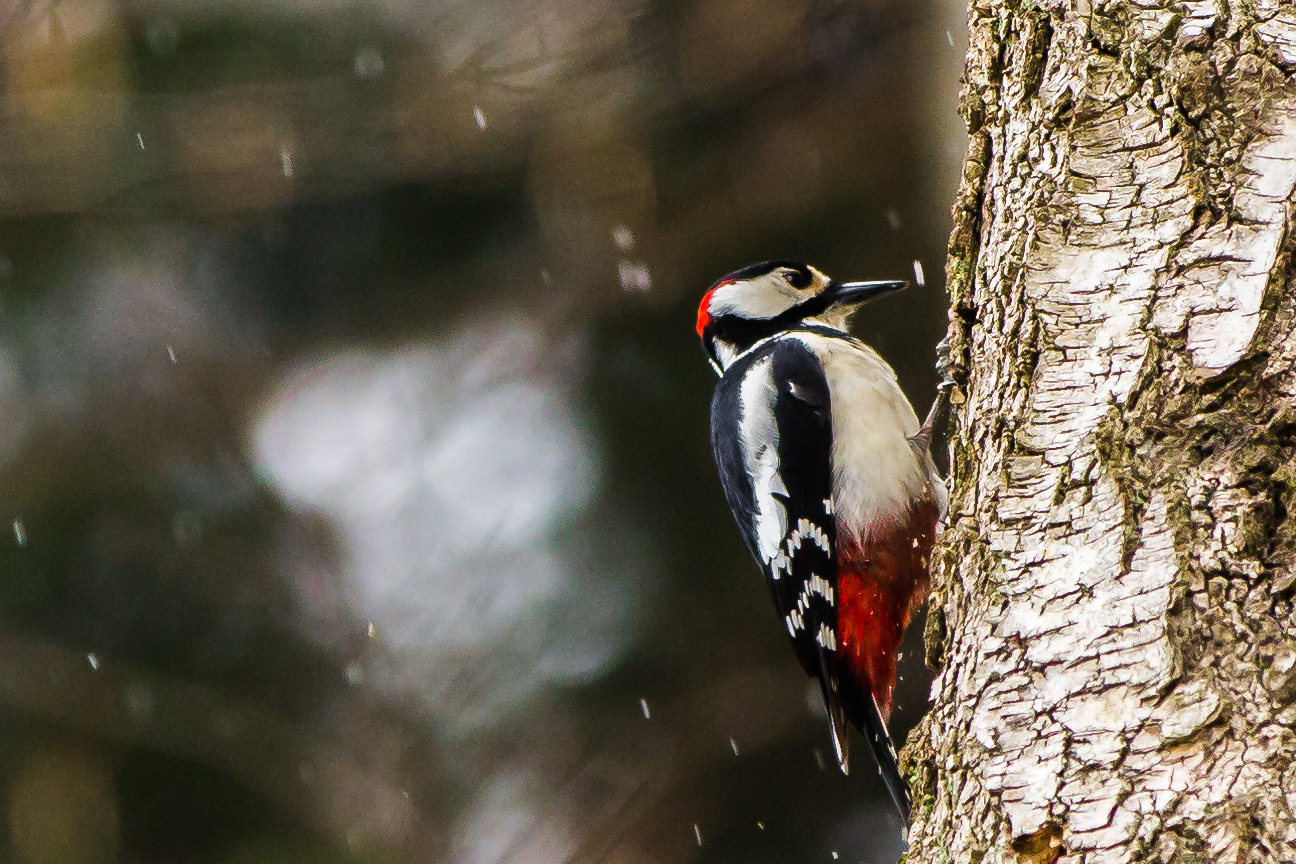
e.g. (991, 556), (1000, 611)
(782, 269), (810, 289)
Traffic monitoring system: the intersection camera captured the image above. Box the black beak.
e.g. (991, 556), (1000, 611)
(826, 279), (908, 307)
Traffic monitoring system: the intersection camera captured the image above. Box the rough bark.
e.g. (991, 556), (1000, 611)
(904, 2), (1296, 863)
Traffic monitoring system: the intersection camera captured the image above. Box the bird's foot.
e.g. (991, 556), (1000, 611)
(934, 334), (954, 388)
(919, 335), (956, 442)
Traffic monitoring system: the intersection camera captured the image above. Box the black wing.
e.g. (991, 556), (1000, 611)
(710, 338), (849, 769)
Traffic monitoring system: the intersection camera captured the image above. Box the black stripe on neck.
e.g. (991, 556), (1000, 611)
(705, 293), (838, 355)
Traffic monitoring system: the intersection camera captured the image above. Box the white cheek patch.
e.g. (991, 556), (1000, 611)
(709, 274), (803, 321)
(738, 357), (786, 565)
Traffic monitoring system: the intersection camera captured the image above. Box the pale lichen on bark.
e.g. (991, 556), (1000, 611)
(906, 2), (1296, 863)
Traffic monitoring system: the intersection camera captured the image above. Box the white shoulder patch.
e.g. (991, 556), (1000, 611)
(737, 356), (786, 564)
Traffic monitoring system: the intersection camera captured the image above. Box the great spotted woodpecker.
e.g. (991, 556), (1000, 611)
(697, 261), (947, 822)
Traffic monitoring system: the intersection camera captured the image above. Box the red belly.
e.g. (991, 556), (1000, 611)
(836, 498), (938, 720)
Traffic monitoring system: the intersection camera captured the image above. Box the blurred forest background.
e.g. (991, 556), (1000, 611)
(0, 0), (966, 861)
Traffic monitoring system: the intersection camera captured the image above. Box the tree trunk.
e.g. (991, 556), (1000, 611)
(904, 3), (1296, 863)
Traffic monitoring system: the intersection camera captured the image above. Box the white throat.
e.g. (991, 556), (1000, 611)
(712, 334), (777, 375)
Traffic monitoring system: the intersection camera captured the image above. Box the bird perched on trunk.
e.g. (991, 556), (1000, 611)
(696, 260), (948, 823)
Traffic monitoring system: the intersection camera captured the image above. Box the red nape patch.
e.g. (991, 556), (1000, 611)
(835, 498), (938, 720)
(695, 280), (732, 338)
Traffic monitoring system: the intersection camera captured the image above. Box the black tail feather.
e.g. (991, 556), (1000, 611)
(820, 658), (911, 825)
(857, 692), (911, 823)
(818, 668), (850, 775)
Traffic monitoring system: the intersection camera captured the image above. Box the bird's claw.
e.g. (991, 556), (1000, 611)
(918, 335), (956, 444)
(934, 335), (954, 387)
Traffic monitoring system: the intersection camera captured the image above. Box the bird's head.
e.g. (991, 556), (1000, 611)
(695, 261), (906, 373)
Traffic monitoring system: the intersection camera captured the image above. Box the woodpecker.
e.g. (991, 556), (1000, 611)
(697, 260), (947, 823)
